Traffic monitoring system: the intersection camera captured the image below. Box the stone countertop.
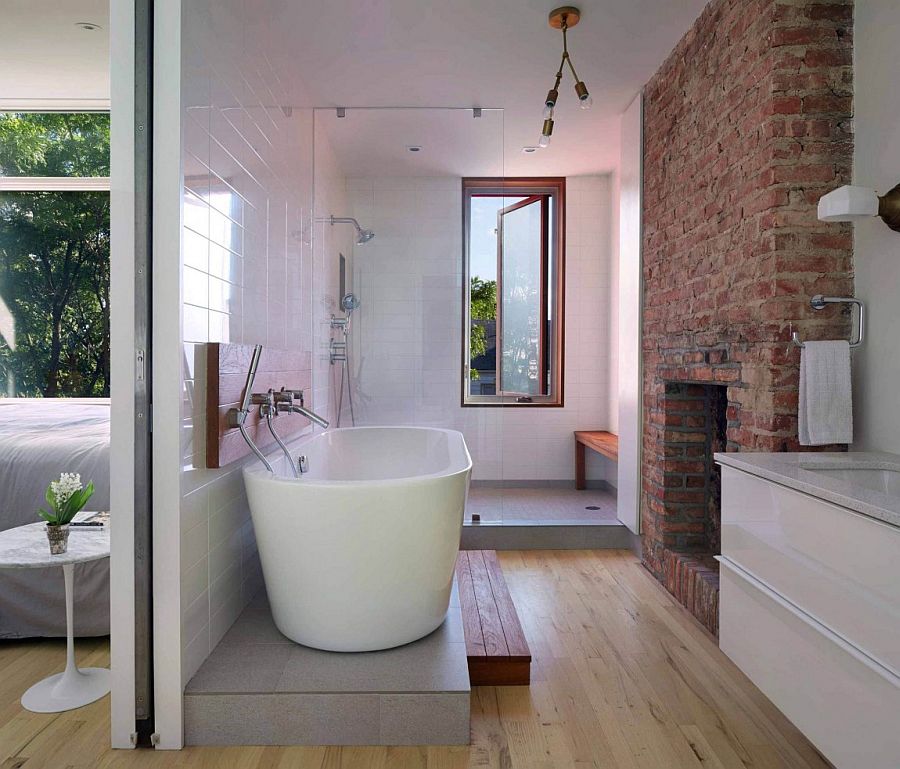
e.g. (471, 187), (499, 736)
(714, 451), (900, 529)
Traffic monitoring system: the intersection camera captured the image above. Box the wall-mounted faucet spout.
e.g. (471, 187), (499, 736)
(277, 388), (329, 429)
(286, 403), (330, 429)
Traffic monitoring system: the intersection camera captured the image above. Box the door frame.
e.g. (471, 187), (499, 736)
(109, 0), (155, 748)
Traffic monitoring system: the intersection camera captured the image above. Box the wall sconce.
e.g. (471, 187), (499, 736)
(818, 183), (900, 232)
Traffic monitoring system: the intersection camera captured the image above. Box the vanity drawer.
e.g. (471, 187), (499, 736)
(720, 465), (900, 675)
(719, 559), (900, 769)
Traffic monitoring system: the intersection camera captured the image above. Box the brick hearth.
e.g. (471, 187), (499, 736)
(640, 0), (854, 633)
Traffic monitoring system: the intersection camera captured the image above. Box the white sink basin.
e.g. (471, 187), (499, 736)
(804, 466), (900, 497)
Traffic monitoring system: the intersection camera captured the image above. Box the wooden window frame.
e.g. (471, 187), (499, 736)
(461, 177), (565, 407)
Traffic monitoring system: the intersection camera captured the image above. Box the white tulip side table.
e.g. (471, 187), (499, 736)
(0, 521), (110, 712)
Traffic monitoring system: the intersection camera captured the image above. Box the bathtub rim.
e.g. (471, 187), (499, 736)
(242, 425), (473, 488)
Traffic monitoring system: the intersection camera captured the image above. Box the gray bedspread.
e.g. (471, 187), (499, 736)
(0, 399), (110, 638)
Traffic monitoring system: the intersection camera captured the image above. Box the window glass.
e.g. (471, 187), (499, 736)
(0, 113), (109, 177)
(463, 179), (564, 406)
(0, 113), (110, 397)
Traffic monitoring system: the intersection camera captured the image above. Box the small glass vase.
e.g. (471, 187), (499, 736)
(46, 524), (70, 555)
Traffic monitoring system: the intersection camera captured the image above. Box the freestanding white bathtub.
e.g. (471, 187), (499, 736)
(243, 426), (472, 652)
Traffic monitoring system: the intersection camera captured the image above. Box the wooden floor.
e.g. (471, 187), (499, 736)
(0, 551), (830, 769)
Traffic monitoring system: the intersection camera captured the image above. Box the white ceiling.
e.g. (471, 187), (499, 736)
(0, 0), (109, 110)
(0, 0), (708, 176)
(315, 108), (508, 178)
(273, 0), (709, 176)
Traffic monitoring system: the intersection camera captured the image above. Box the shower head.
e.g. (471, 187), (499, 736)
(341, 293), (361, 315)
(320, 215), (376, 245)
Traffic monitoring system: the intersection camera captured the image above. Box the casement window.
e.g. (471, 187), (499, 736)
(462, 177), (565, 406)
(0, 112), (110, 397)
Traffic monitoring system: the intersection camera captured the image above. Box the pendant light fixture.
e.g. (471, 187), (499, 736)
(540, 6), (591, 148)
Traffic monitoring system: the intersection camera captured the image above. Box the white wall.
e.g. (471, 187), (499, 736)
(616, 95), (643, 534)
(851, 0), (900, 455)
(347, 175), (616, 484)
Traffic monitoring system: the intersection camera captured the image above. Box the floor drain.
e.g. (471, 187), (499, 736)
(585, 505), (601, 511)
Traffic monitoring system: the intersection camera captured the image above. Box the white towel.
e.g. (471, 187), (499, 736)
(799, 340), (853, 446)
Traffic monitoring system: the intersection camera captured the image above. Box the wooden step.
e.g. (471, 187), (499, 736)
(456, 550), (531, 686)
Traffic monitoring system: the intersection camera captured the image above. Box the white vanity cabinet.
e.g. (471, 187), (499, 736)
(716, 454), (900, 769)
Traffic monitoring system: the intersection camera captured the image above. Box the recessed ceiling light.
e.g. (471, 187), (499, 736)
(522, 146), (540, 154)
(75, 21), (102, 31)
(406, 145), (423, 153)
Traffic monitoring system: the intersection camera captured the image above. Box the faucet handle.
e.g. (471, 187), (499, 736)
(250, 391), (274, 406)
(280, 387), (305, 405)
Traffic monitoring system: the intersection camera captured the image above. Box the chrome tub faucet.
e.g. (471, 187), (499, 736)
(276, 388), (330, 429)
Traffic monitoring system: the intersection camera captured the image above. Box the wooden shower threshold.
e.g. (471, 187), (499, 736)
(456, 550), (531, 685)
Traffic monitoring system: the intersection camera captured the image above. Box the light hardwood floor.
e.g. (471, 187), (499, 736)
(0, 551), (830, 769)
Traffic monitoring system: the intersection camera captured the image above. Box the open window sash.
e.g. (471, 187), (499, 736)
(496, 194), (549, 399)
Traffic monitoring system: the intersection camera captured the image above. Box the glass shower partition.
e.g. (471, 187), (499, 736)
(312, 107), (515, 525)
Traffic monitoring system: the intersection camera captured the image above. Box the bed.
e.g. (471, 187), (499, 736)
(0, 398), (110, 638)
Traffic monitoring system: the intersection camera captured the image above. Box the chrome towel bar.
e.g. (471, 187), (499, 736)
(791, 295), (865, 348)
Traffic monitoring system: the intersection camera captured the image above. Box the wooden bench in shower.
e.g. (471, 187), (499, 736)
(574, 430), (618, 490)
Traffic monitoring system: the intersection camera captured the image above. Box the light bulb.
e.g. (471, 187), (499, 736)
(542, 104), (553, 120)
(539, 134), (551, 148)
(574, 81), (592, 109)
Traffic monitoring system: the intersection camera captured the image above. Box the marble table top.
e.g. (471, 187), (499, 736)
(0, 521), (110, 569)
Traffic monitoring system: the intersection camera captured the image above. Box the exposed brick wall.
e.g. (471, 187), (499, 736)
(641, 0), (854, 630)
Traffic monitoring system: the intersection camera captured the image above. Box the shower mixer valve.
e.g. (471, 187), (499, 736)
(330, 338), (347, 364)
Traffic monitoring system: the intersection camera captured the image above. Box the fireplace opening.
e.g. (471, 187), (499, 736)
(648, 382), (730, 634)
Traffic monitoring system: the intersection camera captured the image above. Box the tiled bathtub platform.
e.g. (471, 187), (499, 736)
(184, 583), (470, 746)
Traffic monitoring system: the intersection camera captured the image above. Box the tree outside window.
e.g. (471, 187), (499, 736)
(0, 113), (110, 397)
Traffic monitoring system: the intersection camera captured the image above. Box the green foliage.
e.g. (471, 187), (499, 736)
(38, 480), (95, 526)
(469, 276), (497, 379)
(0, 113), (110, 397)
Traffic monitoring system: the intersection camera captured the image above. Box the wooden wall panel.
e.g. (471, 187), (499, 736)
(205, 343), (314, 468)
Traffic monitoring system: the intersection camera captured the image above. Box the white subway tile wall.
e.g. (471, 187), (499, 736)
(347, 175), (615, 483)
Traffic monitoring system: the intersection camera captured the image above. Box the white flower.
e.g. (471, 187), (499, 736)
(50, 472), (82, 508)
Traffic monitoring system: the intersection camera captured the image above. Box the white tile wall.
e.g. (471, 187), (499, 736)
(178, 9), (347, 685)
(347, 174), (616, 483)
